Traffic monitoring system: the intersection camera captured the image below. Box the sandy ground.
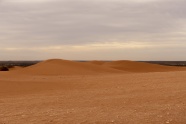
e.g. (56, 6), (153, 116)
(0, 59), (186, 124)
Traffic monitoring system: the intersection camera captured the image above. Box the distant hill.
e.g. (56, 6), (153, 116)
(88, 60), (186, 73)
(12, 59), (124, 75)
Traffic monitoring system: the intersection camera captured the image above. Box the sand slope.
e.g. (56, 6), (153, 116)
(102, 60), (186, 72)
(1, 59), (186, 123)
(9, 66), (23, 71)
(12, 59), (124, 75)
(0, 71), (186, 123)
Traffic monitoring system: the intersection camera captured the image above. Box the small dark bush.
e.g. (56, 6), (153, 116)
(0, 66), (9, 71)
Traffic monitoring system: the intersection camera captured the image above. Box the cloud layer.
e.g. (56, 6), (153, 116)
(0, 0), (186, 60)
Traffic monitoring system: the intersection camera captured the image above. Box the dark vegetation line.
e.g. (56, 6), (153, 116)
(0, 61), (41, 71)
(0, 61), (41, 67)
(140, 61), (186, 67)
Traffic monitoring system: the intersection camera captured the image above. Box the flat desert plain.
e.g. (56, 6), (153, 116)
(1, 59), (186, 124)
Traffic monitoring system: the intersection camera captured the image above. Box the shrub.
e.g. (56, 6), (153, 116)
(0, 66), (9, 71)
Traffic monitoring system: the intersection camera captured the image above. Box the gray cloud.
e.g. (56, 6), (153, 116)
(0, 0), (186, 60)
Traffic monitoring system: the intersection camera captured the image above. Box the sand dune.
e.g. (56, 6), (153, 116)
(8, 59), (186, 76)
(12, 59), (124, 75)
(86, 60), (106, 65)
(1, 59), (186, 123)
(102, 60), (186, 72)
(9, 66), (23, 71)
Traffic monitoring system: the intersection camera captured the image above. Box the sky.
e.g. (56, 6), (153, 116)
(0, 0), (186, 60)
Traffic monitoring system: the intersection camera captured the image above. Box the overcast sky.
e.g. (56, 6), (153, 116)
(0, 0), (186, 60)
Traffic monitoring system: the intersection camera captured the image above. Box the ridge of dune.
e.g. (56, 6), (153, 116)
(86, 60), (106, 65)
(102, 60), (186, 72)
(12, 59), (125, 75)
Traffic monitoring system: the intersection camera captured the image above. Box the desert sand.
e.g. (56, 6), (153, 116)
(89, 60), (186, 73)
(0, 59), (186, 124)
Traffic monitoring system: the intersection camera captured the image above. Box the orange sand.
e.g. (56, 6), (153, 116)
(9, 66), (23, 71)
(11, 59), (124, 75)
(0, 59), (186, 124)
(89, 60), (186, 72)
